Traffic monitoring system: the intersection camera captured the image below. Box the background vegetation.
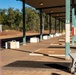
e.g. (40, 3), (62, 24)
(0, 7), (64, 32)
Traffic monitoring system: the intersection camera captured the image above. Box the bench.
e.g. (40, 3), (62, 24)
(30, 37), (39, 43)
(43, 35), (49, 40)
(50, 34), (54, 38)
(69, 53), (76, 74)
(5, 40), (20, 49)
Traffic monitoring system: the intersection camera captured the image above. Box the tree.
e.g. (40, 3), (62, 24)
(14, 9), (22, 31)
(6, 8), (15, 29)
(25, 7), (39, 31)
(0, 9), (7, 24)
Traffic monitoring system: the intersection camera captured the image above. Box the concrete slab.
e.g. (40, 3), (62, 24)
(1, 34), (75, 75)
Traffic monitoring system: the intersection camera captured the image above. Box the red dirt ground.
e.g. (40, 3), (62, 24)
(0, 30), (22, 36)
(0, 30), (55, 37)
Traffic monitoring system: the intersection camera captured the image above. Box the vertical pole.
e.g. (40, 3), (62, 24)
(55, 18), (56, 33)
(47, 15), (49, 30)
(65, 0), (70, 59)
(22, 0), (26, 45)
(49, 14), (52, 37)
(63, 22), (65, 32)
(0, 33), (1, 49)
(0, 25), (2, 49)
(72, 15), (75, 44)
(74, 15), (76, 40)
(72, 0), (75, 44)
(42, 14), (44, 32)
(62, 22), (63, 33)
(59, 19), (60, 33)
(61, 21), (64, 33)
(40, 9), (43, 41)
(62, 22), (64, 33)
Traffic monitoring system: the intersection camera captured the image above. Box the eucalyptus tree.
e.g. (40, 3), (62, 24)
(6, 8), (15, 29)
(14, 9), (22, 31)
(0, 9), (7, 24)
(25, 7), (39, 31)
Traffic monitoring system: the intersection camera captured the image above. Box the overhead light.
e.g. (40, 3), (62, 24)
(50, 10), (53, 13)
(40, 2), (43, 6)
(51, 11), (53, 13)
(57, 14), (59, 16)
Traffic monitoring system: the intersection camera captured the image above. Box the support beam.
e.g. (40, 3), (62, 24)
(40, 9), (43, 41)
(61, 21), (63, 32)
(75, 15), (76, 28)
(53, 15), (72, 18)
(64, 22), (65, 31)
(74, 15), (76, 43)
(47, 15), (49, 31)
(65, 0), (70, 59)
(22, 0), (26, 45)
(62, 22), (64, 32)
(42, 14), (44, 32)
(55, 18), (56, 33)
(36, 4), (76, 10)
(72, 0), (75, 44)
(36, 5), (65, 10)
(49, 14), (52, 36)
(59, 20), (60, 33)
(47, 11), (72, 15)
(63, 22), (65, 32)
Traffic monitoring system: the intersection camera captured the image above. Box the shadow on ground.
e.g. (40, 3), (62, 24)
(11, 49), (32, 53)
(3, 61), (71, 73)
(48, 45), (76, 49)
(51, 73), (61, 75)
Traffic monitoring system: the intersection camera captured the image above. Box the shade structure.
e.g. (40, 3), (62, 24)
(21, 0), (76, 21)
(21, 0), (76, 59)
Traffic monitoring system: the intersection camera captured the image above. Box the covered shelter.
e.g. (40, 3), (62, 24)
(21, 0), (76, 59)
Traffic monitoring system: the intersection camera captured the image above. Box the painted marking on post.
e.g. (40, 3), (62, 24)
(74, 28), (76, 35)
(66, 24), (70, 42)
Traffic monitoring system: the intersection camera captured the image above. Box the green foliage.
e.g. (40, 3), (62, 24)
(0, 7), (40, 32)
(7, 8), (16, 28)
(0, 7), (63, 32)
(0, 8), (23, 31)
(25, 7), (39, 31)
(2, 25), (10, 30)
(0, 9), (7, 24)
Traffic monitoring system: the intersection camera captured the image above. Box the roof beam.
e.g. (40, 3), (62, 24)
(46, 12), (65, 14)
(36, 5), (65, 9)
(36, 4), (76, 10)
(53, 14), (72, 18)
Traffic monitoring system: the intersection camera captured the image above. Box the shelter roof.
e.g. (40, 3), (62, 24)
(22, 0), (76, 21)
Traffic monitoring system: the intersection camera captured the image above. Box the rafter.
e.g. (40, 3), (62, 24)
(36, 4), (76, 10)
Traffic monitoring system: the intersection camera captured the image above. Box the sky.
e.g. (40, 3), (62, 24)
(0, 0), (29, 11)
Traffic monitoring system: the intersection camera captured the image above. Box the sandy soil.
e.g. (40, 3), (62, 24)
(0, 30), (55, 39)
